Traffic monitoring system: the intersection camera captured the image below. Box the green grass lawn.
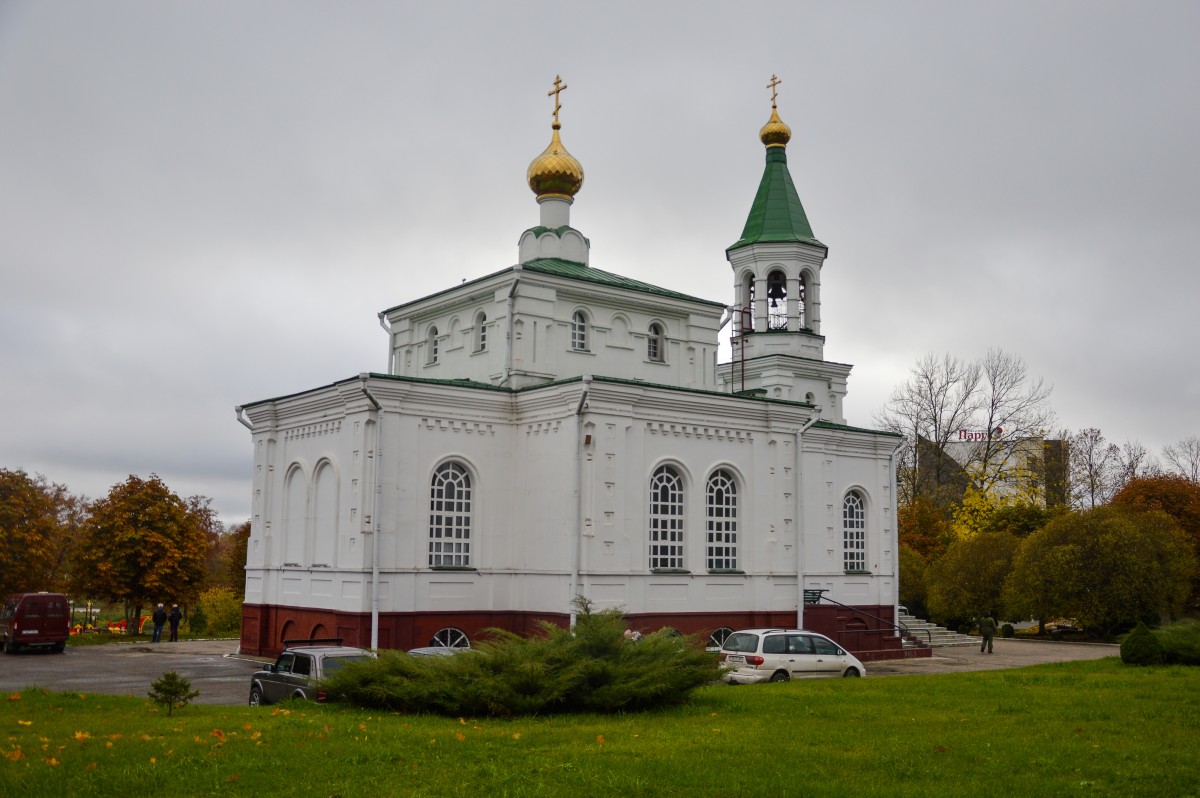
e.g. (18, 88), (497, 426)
(2, 658), (1197, 797)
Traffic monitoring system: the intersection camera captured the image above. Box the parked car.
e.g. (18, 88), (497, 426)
(719, 628), (866, 683)
(248, 638), (375, 705)
(1, 593), (71, 654)
(407, 645), (472, 657)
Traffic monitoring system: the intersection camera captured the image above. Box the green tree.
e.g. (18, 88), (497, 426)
(74, 475), (211, 629)
(925, 530), (1019, 625)
(0, 469), (80, 597)
(898, 544), (929, 619)
(1003, 506), (1196, 637)
(209, 520), (250, 590)
(1111, 475), (1200, 607)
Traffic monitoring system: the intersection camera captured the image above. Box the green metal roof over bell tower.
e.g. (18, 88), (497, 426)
(727, 77), (824, 253)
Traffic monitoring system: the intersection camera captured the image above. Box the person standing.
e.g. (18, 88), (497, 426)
(151, 603), (167, 643)
(979, 613), (997, 654)
(168, 604), (183, 642)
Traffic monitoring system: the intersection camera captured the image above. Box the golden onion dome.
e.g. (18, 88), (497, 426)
(759, 105), (791, 148)
(527, 122), (584, 200)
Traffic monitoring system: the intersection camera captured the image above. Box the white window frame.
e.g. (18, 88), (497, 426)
(570, 311), (588, 351)
(706, 469), (737, 571)
(843, 490), (866, 572)
(427, 325), (440, 364)
(647, 322), (665, 362)
(429, 462), (472, 567)
(475, 312), (487, 352)
(649, 464), (685, 570)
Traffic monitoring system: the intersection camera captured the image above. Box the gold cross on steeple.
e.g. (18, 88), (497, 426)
(766, 74), (782, 108)
(548, 75), (568, 126)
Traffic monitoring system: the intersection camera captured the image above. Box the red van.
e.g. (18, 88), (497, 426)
(1, 593), (71, 654)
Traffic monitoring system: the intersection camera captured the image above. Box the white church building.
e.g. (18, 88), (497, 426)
(236, 78), (915, 660)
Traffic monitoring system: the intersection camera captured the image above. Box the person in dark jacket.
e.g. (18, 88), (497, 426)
(979, 614), (997, 654)
(168, 604), (183, 642)
(151, 603), (167, 643)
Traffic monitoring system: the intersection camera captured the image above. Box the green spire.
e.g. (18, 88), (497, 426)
(728, 147), (822, 252)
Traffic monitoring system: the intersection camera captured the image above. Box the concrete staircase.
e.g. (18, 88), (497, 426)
(898, 611), (981, 648)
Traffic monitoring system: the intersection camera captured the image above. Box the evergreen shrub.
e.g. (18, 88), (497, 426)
(1120, 622), (1165, 666)
(1154, 619), (1200, 665)
(1001, 623), (1015, 638)
(322, 597), (721, 716)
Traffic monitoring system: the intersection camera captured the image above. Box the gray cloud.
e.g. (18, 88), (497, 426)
(2, 1), (1197, 523)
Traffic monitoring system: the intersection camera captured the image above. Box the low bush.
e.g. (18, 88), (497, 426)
(1001, 623), (1015, 638)
(1153, 618), (1200, 665)
(322, 597), (720, 716)
(1120, 622), (1165, 665)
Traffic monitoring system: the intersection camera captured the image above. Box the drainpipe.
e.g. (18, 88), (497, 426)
(359, 374), (383, 650)
(500, 265), (522, 386)
(795, 408), (822, 630)
(377, 313), (394, 375)
(570, 375), (592, 628)
(235, 406), (253, 430)
(890, 441), (904, 630)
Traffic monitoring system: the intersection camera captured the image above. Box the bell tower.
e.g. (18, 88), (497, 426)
(721, 76), (849, 423)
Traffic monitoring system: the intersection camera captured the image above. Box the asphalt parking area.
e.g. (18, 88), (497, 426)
(0, 637), (1121, 704)
(0, 639), (266, 706)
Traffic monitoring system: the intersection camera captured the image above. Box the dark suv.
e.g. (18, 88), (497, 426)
(2, 593), (70, 654)
(248, 638), (375, 705)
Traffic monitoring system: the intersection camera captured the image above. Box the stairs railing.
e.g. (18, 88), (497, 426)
(806, 590), (932, 647)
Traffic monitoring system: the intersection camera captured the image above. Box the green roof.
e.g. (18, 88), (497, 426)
(521, 258), (724, 307)
(727, 147), (823, 252)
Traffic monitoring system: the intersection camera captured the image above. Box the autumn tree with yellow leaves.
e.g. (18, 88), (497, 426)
(73, 475), (211, 631)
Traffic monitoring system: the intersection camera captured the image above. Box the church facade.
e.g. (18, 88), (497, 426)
(236, 78), (913, 660)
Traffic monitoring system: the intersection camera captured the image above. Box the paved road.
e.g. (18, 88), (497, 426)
(0, 637), (1119, 704)
(0, 639), (267, 706)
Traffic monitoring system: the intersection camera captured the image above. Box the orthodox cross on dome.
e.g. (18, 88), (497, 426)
(548, 75), (568, 126)
(766, 74), (782, 108)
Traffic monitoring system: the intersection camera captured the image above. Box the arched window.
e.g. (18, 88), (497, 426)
(798, 273), (808, 329)
(475, 312), (487, 352)
(767, 269), (787, 330)
(647, 323), (665, 362)
(429, 628), (471, 649)
(649, 465), (685, 570)
(429, 463), (472, 567)
(427, 326), (440, 364)
(706, 469), (737, 570)
(570, 311), (588, 351)
(843, 491), (866, 572)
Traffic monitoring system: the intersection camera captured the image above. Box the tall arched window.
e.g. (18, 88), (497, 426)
(706, 469), (737, 570)
(843, 491), (866, 572)
(427, 326), (440, 364)
(475, 312), (487, 352)
(570, 311), (588, 351)
(649, 465), (685, 570)
(429, 462), (472, 567)
(647, 323), (664, 362)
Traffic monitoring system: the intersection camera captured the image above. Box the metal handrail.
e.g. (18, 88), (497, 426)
(811, 593), (932, 646)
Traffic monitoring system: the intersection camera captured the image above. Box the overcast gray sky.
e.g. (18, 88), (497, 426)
(2, 1), (1197, 525)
